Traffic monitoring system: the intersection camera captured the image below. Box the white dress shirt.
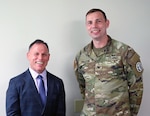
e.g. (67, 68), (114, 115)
(29, 68), (47, 96)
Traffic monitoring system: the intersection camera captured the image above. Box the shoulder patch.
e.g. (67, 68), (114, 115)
(127, 50), (143, 77)
(136, 62), (143, 73)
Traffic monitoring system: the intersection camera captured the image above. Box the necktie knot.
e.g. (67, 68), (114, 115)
(37, 75), (46, 107)
(37, 75), (43, 80)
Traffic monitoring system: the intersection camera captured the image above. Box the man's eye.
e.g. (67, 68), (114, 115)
(43, 53), (49, 57)
(97, 20), (101, 23)
(43, 54), (47, 57)
(87, 21), (92, 25)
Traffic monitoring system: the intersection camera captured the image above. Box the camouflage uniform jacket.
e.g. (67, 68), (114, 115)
(74, 36), (143, 116)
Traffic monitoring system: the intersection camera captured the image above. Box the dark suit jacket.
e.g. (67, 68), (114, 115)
(6, 69), (66, 116)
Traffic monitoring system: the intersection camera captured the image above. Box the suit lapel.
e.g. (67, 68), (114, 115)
(24, 70), (44, 107)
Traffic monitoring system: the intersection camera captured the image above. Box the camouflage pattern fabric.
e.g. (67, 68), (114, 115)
(74, 36), (143, 116)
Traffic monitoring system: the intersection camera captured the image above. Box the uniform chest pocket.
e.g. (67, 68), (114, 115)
(96, 54), (126, 81)
(78, 60), (96, 82)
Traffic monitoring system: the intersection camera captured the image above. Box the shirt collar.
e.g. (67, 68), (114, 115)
(29, 68), (47, 80)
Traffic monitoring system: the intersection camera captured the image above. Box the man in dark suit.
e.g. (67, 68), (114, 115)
(6, 39), (66, 116)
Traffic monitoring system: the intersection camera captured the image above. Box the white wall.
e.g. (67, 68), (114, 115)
(0, 0), (149, 116)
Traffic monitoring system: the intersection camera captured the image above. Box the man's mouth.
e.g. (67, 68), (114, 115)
(36, 61), (43, 64)
(91, 30), (100, 34)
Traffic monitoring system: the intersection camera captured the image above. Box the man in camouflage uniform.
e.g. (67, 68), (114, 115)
(74, 8), (144, 116)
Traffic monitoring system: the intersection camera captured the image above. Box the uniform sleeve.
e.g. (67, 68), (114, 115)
(124, 48), (144, 115)
(74, 57), (85, 99)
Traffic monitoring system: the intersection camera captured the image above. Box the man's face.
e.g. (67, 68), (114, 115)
(86, 11), (109, 40)
(27, 43), (50, 74)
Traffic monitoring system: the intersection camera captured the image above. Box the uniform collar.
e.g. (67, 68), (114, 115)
(85, 35), (112, 57)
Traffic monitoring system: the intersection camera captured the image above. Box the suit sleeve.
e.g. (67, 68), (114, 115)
(124, 48), (144, 115)
(6, 78), (21, 116)
(56, 79), (66, 116)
